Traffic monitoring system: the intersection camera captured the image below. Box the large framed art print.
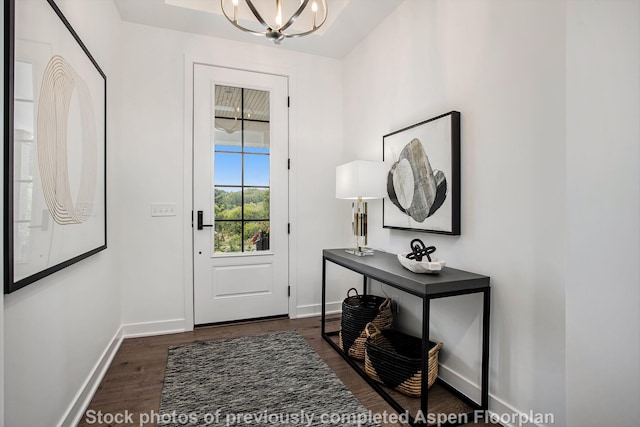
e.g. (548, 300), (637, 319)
(383, 111), (460, 235)
(4, 0), (107, 293)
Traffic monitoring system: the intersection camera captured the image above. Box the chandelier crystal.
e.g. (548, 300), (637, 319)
(221, 0), (328, 44)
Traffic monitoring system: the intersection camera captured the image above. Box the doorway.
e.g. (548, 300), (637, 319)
(192, 64), (289, 325)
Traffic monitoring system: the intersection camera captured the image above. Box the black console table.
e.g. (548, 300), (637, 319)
(321, 249), (490, 426)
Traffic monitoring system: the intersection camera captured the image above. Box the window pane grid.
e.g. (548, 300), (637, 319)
(213, 85), (270, 254)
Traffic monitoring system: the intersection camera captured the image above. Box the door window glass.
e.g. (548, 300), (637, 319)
(213, 85), (270, 253)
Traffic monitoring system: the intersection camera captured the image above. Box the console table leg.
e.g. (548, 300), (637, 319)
(481, 287), (491, 409)
(421, 297), (431, 418)
(321, 257), (327, 335)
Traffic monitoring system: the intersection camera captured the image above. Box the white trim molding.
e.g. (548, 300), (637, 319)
(58, 318), (187, 427)
(182, 52), (298, 329)
(438, 364), (554, 427)
(182, 54), (195, 332)
(121, 319), (186, 338)
(295, 301), (342, 319)
(58, 327), (124, 427)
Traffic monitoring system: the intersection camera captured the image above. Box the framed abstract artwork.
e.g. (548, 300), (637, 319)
(4, 0), (107, 293)
(383, 111), (460, 235)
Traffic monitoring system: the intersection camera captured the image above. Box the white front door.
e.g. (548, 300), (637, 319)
(193, 64), (289, 325)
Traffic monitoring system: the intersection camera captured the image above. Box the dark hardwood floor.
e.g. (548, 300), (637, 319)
(78, 316), (499, 427)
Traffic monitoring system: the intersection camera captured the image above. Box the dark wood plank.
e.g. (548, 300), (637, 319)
(78, 317), (499, 427)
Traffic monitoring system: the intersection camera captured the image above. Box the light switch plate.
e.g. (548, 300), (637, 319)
(151, 203), (177, 217)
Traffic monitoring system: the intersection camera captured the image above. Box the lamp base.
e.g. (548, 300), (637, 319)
(345, 247), (375, 257)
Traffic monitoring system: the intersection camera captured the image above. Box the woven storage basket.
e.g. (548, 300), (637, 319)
(338, 288), (393, 360)
(364, 323), (443, 398)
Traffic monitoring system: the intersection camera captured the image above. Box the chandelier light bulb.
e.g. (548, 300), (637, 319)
(311, 1), (317, 28)
(232, 0), (238, 22)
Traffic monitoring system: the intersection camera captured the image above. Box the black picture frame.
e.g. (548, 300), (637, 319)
(4, 0), (107, 294)
(383, 111), (460, 235)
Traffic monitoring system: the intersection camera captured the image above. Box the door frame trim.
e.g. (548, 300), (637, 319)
(182, 56), (298, 331)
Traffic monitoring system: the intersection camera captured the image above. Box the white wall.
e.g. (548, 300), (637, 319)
(116, 22), (345, 326)
(565, 1), (640, 426)
(3, 1), (123, 426)
(343, 0), (566, 423)
(343, 0), (640, 424)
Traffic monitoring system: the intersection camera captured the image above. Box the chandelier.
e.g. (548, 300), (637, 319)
(221, 0), (328, 44)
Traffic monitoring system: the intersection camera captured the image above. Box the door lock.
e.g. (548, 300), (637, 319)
(197, 210), (213, 230)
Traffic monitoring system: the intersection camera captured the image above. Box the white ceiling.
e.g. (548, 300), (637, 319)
(113, 0), (403, 58)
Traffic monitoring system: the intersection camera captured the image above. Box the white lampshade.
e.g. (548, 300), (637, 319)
(335, 160), (387, 200)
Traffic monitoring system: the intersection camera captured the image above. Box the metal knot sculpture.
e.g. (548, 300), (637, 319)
(406, 239), (436, 262)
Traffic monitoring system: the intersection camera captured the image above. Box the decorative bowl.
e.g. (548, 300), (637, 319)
(397, 252), (446, 274)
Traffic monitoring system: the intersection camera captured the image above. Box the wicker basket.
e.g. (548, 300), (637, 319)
(339, 288), (393, 360)
(364, 323), (443, 397)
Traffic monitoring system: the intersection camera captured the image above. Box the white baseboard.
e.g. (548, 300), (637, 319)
(58, 319), (187, 426)
(483, 394), (553, 427)
(121, 318), (186, 338)
(438, 363), (552, 427)
(58, 327), (124, 427)
(438, 363), (482, 403)
(295, 301), (342, 319)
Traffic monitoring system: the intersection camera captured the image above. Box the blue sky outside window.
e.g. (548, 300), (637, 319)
(244, 154), (270, 187)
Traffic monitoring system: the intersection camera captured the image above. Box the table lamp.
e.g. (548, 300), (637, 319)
(336, 160), (387, 256)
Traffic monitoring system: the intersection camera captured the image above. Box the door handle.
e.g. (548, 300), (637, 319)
(197, 210), (213, 230)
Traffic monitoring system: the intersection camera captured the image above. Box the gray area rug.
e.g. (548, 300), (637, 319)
(157, 331), (379, 426)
